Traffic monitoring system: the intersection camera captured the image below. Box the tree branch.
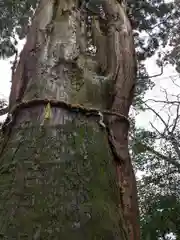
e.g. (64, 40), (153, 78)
(140, 142), (180, 172)
(145, 99), (180, 105)
(138, 65), (163, 80)
(141, 101), (180, 168)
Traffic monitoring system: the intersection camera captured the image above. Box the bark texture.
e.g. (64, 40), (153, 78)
(0, 0), (139, 239)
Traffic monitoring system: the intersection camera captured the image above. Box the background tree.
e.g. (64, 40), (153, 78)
(131, 0), (180, 233)
(129, 1), (180, 238)
(132, 79), (180, 239)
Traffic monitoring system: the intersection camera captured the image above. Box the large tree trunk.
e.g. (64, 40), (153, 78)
(0, 0), (139, 239)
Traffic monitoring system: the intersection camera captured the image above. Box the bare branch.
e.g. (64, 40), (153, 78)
(138, 65), (163, 80)
(171, 104), (180, 134)
(171, 76), (180, 89)
(146, 99), (180, 105)
(150, 122), (167, 138)
(142, 100), (180, 161)
(142, 101), (169, 129)
(140, 142), (180, 172)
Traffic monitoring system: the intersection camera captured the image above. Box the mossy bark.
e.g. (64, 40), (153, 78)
(0, 116), (128, 239)
(0, 0), (139, 239)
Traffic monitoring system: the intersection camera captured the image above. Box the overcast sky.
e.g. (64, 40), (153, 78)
(136, 56), (179, 130)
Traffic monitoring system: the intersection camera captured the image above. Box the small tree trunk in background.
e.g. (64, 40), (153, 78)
(0, 0), (140, 239)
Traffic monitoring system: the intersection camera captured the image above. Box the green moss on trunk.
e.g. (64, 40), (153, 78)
(0, 118), (127, 239)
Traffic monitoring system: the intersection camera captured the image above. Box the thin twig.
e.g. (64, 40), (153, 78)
(138, 65), (163, 80)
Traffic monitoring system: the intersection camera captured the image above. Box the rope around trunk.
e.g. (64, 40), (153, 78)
(0, 98), (130, 129)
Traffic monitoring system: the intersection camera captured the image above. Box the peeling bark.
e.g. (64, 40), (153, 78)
(1, 0), (139, 239)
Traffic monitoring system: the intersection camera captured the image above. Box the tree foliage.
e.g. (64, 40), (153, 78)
(163, 0), (180, 74)
(132, 83), (180, 239)
(0, 0), (37, 57)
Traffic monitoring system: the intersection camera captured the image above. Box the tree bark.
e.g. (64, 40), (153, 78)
(0, 0), (140, 239)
